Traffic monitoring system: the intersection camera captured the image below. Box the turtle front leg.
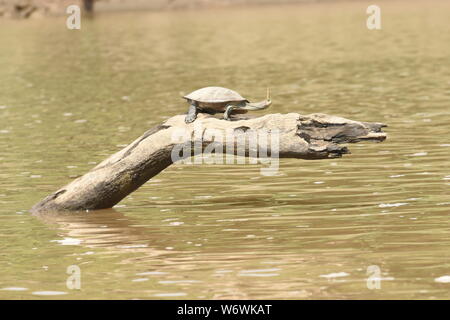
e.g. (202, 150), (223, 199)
(185, 102), (198, 123)
(224, 104), (236, 121)
(224, 102), (247, 120)
(224, 102), (249, 120)
(224, 99), (272, 120)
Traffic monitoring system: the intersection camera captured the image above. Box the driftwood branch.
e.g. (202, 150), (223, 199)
(31, 113), (386, 214)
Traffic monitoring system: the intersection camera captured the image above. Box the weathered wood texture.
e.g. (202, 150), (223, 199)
(31, 113), (386, 214)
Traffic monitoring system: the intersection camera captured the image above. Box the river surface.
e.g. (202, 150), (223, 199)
(0, 0), (449, 299)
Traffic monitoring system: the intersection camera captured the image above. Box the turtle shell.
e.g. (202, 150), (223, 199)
(183, 87), (248, 103)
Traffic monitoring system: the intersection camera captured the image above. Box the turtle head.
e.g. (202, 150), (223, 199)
(243, 88), (272, 110)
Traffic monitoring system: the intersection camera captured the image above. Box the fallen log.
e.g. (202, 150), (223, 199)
(31, 112), (387, 214)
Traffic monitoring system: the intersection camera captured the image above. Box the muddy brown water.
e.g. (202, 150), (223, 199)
(0, 1), (449, 299)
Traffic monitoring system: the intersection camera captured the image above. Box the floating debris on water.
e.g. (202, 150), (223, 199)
(153, 292), (186, 297)
(319, 272), (349, 279)
(32, 291), (68, 296)
(379, 203), (408, 208)
(409, 152), (427, 156)
(51, 237), (82, 245)
(434, 276), (450, 283)
(1, 287), (28, 291)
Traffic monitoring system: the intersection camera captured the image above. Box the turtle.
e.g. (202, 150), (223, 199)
(183, 86), (272, 123)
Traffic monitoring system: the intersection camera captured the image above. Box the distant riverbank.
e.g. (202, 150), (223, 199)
(0, 0), (339, 18)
